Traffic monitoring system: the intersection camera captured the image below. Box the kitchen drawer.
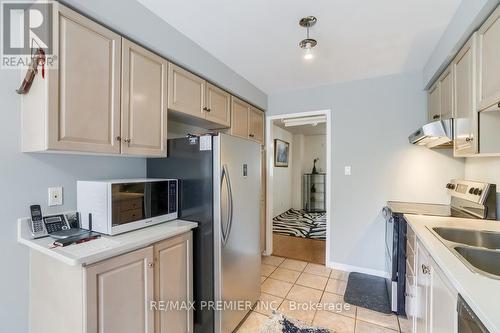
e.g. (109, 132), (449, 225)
(119, 208), (143, 224)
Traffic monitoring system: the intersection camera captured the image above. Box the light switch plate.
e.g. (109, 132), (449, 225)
(344, 166), (351, 176)
(48, 187), (63, 206)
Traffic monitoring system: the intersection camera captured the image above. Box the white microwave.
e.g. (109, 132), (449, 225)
(77, 179), (178, 235)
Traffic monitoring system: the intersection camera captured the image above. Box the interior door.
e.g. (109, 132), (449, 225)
(218, 134), (261, 333)
(205, 83), (231, 128)
(453, 34), (477, 156)
(121, 39), (168, 156)
(48, 4), (121, 153)
(86, 247), (154, 333)
(230, 97), (249, 139)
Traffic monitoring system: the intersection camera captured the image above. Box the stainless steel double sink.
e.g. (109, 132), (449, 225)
(430, 227), (500, 279)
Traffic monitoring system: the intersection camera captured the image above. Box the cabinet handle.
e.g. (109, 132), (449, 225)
(203, 107), (208, 111)
(148, 262), (154, 268)
(116, 136), (121, 141)
(206, 108), (211, 112)
(498, 102), (500, 109)
(123, 138), (131, 143)
(249, 134), (255, 138)
(433, 115), (440, 120)
(465, 137), (473, 142)
(421, 264), (430, 275)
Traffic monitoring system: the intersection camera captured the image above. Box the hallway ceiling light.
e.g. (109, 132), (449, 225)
(282, 115), (326, 127)
(299, 16), (317, 60)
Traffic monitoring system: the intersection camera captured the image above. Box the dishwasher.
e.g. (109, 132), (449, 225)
(457, 295), (489, 333)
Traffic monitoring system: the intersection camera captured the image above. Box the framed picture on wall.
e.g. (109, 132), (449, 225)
(274, 139), (290, 167)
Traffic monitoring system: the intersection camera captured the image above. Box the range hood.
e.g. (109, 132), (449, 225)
(408, 119), (453, 148)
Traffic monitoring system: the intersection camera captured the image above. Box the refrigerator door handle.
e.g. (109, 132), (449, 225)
(221, 164), (234, 246)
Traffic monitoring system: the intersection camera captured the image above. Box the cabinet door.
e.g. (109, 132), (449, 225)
(121, 39), (168, 156)
(168, 63), (206, 119)
(48, 4), (121, 154)
(415, 241), (430, 333)
(248, 107), (265, 144)
(428, 83), (441, 122)
(86, 247), (154, 333)
(453, 34), (478, 156)
(429, 257), (457, 333)
(230, 97), (249, 139)
(205, 83), (231, 128)
(155, 232), (193, 333)
(477, 6), (500, 112)
(439, 67), (454, 120)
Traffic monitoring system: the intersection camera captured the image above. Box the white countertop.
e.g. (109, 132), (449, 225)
(404, 214), (500, 332)
(18, 218), (197, 266)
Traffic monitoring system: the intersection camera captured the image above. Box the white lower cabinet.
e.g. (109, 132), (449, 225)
(29, 231), (193, 333)
(409, 235), (458, 333)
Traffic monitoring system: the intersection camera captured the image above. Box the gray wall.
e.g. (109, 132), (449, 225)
(0, 1), (267, 331)
(268, 71), (465, 272)
(423, 0), (499, 88)
(61, 0), (268, 110)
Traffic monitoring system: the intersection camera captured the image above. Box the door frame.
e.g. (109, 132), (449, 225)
(264, 109), (332, 265)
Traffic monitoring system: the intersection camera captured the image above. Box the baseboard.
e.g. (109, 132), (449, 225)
(327, 261), (389, 279)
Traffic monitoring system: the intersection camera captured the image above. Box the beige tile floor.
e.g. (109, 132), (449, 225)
(237, 256), (411, 333)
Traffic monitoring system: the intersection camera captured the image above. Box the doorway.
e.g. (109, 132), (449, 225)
(264, 110), (332, 265)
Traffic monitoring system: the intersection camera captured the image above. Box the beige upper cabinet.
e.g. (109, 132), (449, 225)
(154, 233), (193, 333)
(21, 3), (122, 154)
(248, 107), (265, 143)
(477, 6), (500, 112)
(168, 63), (231, 129)
(86, 247), (154, 333)
(168, 63), (206, 119)
(205, 83), (231, 128)
(121, 39), (168, 156)
(428, 82), (441, 122)
(230, 97), (265, 144)
(453, 34), (478, 156)
(438, 67), (454, 119)
(230, 96), (250, 138)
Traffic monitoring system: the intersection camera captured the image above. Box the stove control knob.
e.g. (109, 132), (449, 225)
(473, 188), (480, 195)
(469, 188), (475, 194)
(478, 189), (483, 196)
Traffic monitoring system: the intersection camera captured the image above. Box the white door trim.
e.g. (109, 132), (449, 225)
(264, 109), (332, 265)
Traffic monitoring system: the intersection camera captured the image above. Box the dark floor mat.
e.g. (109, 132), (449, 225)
(343, 272), (392, 314)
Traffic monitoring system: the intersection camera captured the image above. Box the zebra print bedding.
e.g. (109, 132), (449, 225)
(273, 208), (326, 240)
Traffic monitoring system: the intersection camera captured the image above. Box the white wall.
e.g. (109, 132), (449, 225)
(290, 134), (327, 209)
(272, 125), (294, 217)
(0, 2), (267, 331)
(268, 71), (465, 273)
(291, 134), (305, 209)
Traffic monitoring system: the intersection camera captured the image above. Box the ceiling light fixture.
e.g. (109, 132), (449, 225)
(299, 16), (317, 60)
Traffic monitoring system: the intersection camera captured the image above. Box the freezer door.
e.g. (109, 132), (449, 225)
(214, 134), (261, 333)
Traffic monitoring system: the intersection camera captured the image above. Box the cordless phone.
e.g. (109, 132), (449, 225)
(30, 204), (47, 239)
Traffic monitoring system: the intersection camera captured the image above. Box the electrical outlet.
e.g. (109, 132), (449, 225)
(48, 187), (63, 206)
(344, 166), (351, 176)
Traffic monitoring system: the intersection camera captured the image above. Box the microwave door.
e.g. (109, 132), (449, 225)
(144, 182), (151, 218)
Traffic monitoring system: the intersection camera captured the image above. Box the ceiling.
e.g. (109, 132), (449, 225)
(274, 120), (326, 136)
(138, 0), (461, 94)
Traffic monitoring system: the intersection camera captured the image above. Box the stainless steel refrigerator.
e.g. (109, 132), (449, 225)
(147, 133), (261, 333)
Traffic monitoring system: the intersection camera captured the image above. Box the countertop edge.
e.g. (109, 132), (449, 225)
(404, 214), (500, 333)
(18, 219), (198, 266)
